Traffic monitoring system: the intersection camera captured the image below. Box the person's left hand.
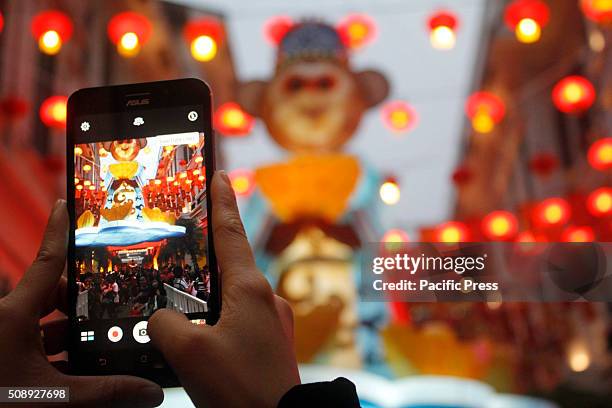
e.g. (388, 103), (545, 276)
(0, 199), (164, 407)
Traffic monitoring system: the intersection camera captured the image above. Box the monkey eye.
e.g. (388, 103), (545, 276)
(284, 76), (306, 92)
(316, 75), (336, 90)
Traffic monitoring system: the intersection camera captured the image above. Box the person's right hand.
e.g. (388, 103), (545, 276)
(148, 171), (300, 408)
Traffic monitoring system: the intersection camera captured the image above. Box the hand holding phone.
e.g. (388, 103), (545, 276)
(148, 172), (300, 408)
(0, 200), (164, 407)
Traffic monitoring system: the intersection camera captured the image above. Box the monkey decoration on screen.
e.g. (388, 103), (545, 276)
(238, 20), (389, 369)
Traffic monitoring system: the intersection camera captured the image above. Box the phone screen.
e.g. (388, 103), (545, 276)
(68, 94), (214, 376)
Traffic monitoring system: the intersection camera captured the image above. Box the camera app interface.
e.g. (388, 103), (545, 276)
(73, 131), (209, 345)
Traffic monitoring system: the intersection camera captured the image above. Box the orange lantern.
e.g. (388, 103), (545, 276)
(562, 226), (595, 242)
(39, 95), (67, 129)
(214, 102), (254, 136)
(31, 10), (73, 55)
(535, 197), (571, 226)
(382, 101), (418, 133)
(229, 169), (255, 197)
(264, 16), (294, 45)
(465, 92), (505, 134)
(587, 138), (612, 171)
(184, 17), (224, 62)
(107, 12), (152, 57)
(504, 0), (550, 43)
(382, 229), (410, 243)
(552, 76), (596, 114)
(587, 187), (612, 216)
(337, 14), (376, 49)
(580, 0), (612, 25)
(436, 221), (469, 243)
(428, 10), (459, 50)
(482, 210), (518, 240)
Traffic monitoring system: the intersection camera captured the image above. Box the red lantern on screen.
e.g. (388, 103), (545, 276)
(581, 0), (612, 25)
(428, 10), (459, 50)
(552, 76), (596, 114)
(587, 187), (612, 217)
(39, 95), (67, 129)
(482, 210), (518, 240)
(562, 226), (595, 242)
(529, 152), (558, 177)
(535, 197), (571, 226)
(107, 12), (152, 57)
(381, 101), (417, 133)
(264, 16), (294, 45)
(337, 14), (376, 49)
(184, 18), (224, 62)
(504, 0), (550, 44)
(466, 92), (505, 134)
(229, 169), (255, 197)
(31, 10), (73, 55)
(214, 102), (254, 136)
(435, 221), (469, 243)
(587, 138), (612, 171)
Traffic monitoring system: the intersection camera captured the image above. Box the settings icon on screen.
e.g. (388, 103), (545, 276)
(80, 121), (90, 132)
(133, 117), (144, 126)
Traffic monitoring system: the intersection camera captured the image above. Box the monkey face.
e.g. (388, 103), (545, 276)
(111, 139), (141, 161)
(262, 61), (366, 153)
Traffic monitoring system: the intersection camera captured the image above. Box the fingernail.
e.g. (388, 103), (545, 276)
(218, 170), (230, 185)
(137, 384), (164, 406)
(52, 199), (66, 214)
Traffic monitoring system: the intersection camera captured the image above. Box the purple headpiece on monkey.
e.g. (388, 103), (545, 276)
(277, 21), (348, 68)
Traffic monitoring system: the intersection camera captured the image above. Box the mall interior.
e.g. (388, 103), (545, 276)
(0, 0), (610, 407)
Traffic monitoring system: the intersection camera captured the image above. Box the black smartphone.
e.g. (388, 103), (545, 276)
(66, 78), (219, 386)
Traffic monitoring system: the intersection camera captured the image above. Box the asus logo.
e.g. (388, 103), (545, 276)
(126, 98), (150, 106)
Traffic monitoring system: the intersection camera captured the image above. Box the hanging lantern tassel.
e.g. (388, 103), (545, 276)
(184, 17), (224, 62)
(107, 12), (152, 58)
(31, 10), (73, 55)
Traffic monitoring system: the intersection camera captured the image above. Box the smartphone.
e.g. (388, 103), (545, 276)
(66, 79), (219, 386)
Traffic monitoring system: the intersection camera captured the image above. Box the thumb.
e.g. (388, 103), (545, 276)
(148, 308), (211, 368)
(63, 373), (163, 408)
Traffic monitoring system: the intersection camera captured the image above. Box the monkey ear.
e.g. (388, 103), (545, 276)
(237, 80), (268, 118)
(355, 70), (390, 108)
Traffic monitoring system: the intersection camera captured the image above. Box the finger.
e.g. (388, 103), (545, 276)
(9, 200), (68, 316)
(41, 275), (69, 317)
(148, 308), (207, 366)
(41, 317), (68, 355)
(211, 171), (256, 287)
(274, 295), (294, 343)
(63, 373), (163, 408)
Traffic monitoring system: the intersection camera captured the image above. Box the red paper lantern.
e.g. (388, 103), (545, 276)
(535, 197), (571, 226)
(107, 12), (152, 57)
(587, 187), (612, 216)
(587, 138), (612, 171)
(466, 92), (505, 134)
(580, 0), (612, 25)
(214, 102), (254, 136)
(31, 10), (73, 55)
(482, 210), (519, 240)
(264, 16), (294, 45)
(229, 169), (255, 197)
(552, 76), (596, 114)
(562, 226), (595, 242)
(184, 18), (224, 62)
(381, 101), (418, 133)
(39, 95), (68, 129)
(337, 14), (377, 49)
(0, 97), (29, 119)
(504, 0), (550, 43)
(435, 221), (469, 243)
(428, 10), (459, 50)
(379, 177), (401, 205)
(382, 229), (410, 243)
(529, 152), (558, 177)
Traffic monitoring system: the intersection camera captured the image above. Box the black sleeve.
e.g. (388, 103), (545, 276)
(277, 377), (360, 408)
